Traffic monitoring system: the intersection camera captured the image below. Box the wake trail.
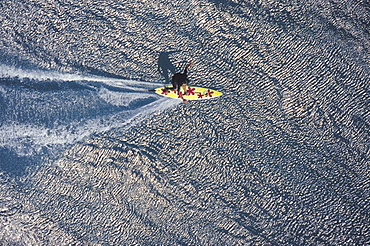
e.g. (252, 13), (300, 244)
(0, 65), (179, 159)
(0, 64), (160, 92)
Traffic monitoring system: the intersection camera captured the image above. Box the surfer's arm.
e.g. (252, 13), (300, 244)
(183, 62), (193, 74)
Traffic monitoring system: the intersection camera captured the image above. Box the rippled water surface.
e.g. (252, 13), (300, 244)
(0, 0), (369, 245)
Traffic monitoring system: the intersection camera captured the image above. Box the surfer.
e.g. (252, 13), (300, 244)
(170, 62), (193, 103)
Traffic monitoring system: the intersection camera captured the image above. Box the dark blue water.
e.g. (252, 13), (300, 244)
(0, 0), (369, 245)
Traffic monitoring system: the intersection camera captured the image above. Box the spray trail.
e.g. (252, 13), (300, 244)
(0, 65), (178, 159)
(0, 64), (160, 91)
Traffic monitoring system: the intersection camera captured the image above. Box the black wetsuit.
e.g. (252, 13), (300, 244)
(171, 65), (190, 92)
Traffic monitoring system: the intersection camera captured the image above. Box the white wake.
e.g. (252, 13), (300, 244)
(0, 65), (179, 157)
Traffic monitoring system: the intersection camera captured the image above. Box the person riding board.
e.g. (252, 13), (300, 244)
(169, 62), (193, 103)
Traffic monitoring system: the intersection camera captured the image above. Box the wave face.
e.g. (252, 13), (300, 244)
(0, 0), (369, 245)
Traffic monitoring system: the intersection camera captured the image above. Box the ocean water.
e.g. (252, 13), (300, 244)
(0, 0), (369, 245)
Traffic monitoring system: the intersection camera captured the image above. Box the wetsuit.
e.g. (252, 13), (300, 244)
(171, 64), (190, 92)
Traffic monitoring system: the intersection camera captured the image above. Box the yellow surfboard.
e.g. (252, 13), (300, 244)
(153, 86), (223, 100)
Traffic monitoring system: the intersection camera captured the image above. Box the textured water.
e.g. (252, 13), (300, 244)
(0, 0), (369, 245)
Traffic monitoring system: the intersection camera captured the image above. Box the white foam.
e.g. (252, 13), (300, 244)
(0, 65), (178, 157)
(97, 87), (155, 107)
(0, 97), (179, 157)
(0, 64), (161, 91)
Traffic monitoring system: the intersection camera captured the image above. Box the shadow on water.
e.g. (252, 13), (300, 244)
(0, 148), (41, 178)
(158, 51), (177, 84)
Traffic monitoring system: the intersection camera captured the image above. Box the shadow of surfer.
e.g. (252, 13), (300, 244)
(158, 51), (177, 84)
(158, 52), (193, 103)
